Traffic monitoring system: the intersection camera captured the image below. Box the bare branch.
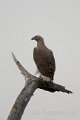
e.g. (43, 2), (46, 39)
(37, 79), (72, 94)
(12, 52), (32, 78)
(7, 53), (72, 120)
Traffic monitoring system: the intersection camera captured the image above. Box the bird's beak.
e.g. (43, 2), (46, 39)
(31, 37), (37, 42)
(31, 37), (35, 40)
(31, 37), (34, 40)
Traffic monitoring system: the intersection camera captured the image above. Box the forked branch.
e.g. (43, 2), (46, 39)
(7, 53), (72, 120)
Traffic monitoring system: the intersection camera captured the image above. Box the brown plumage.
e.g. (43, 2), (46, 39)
(31, 35), (56, 81)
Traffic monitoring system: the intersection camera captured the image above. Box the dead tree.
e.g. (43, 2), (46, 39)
(7, 53), (72, 120)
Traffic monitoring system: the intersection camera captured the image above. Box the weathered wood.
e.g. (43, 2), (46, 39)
(7, 80), (38, 120)
(37, 79), (72, 94)
(7, 53), (72, 120)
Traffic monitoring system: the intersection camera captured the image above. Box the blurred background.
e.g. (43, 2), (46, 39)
(0, 0), (80, 120)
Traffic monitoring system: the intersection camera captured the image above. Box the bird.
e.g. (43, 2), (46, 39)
(31, 35), (56, 82)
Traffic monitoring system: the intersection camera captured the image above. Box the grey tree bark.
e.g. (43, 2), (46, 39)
(7, 53), (72, 120)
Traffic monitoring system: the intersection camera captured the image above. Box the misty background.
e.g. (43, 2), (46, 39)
(0, 0), (80, 120)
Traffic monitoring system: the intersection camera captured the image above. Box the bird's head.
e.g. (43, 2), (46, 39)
(31, 35), (44, 43)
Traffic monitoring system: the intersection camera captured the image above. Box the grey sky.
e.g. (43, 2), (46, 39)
(0, 0), (80, 120)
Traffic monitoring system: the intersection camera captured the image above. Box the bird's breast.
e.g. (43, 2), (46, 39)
(33, 48), (47, 63)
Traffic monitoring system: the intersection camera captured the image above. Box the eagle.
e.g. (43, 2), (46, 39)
(31, 35), (56, 82)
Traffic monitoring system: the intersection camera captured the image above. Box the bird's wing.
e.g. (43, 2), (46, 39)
(47, 50), (56, 74)
(33, 47), (55, 79)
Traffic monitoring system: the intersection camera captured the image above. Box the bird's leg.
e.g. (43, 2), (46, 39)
(39, 74), (52, 82)
(39, 74), (44, 79)
(35, 69), (53, 82)
(35, 68), (40, 75)
(44, 76), (52, 82)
